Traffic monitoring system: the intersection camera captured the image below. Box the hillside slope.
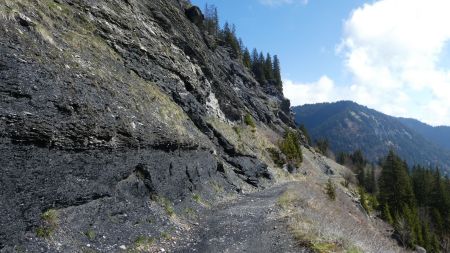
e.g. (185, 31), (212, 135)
(293, 101), (450, 173)
(0, 1), (410, 252)
(398, 117), (450, 151)
(0, 0), (293, 251)
(171, 147), (407, 253)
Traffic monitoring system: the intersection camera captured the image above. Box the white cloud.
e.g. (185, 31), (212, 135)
(259, 0), (308, 7)
(286, 0), (450, 126)
(283, 76), (342, 105)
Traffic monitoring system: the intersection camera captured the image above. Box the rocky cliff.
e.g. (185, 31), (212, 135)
(0, 0), (294, 251)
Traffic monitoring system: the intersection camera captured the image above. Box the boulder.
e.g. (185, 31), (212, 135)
(415, 246), (427, 253)
(185, 6), (204, 26)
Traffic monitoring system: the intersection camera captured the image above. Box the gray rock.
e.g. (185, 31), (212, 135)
(185, 6), (204, 26)
(415, 246), (427, 253)
(0, 0), (296, 251)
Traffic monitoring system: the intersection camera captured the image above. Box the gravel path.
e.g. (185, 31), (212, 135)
(173, 182), (309, 253)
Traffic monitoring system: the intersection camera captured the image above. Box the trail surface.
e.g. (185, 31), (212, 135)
(173, 182), (308, 253)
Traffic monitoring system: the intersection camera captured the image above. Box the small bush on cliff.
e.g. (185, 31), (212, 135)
(315, 138), (329, 156)
(279, 130), (303, 167)
(267, 147), (285, 167)
(244, 113), (256, 128)
(134, 236), (155, 248)
(36, 209), (59, 238)
(85, 229), (96, 240)
(325, 179), (336, 201)
(154, 196), (175, 217)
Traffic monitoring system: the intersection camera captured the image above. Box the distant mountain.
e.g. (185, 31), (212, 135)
(293, 101), (450, 173)
(397, 117), (450, 151)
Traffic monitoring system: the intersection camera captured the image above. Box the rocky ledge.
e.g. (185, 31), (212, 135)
(0, 0), (294, 251)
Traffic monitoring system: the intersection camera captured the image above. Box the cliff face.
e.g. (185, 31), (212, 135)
(0, 0), (294, 251)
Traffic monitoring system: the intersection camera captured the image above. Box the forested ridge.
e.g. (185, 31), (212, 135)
(202, 4), (283, 91)
(337, 150), (450, 252)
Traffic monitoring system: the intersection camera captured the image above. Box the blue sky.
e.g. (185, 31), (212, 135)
(191, 0), (366, 82)
(191, 0), (450, 126)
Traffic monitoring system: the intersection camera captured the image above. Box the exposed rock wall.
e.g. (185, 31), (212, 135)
(0, 0), (294, 251)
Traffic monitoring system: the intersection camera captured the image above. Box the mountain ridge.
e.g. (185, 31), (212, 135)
(0, 1), (419, 252)
(398, 117), (450, 151)
(293, 101), (450, 173)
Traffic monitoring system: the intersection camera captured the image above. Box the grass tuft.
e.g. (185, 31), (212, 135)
(154, 196), (175, 217)
(85, 229), (96, 240)
(36, 209), (59, 238)
(244, 113), (256, 128)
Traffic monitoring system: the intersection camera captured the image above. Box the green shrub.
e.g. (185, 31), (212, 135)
(244, 113), (256, 128)
(154, 196), (175, 217)
(315, 139), (329, 155)
(161, 232), (172, 240)
(325, 179), (336, 201)
(36, 227), (53, 238)
(279, 130), (303, 166)
(192, 193), (202, 203)
(381, 204), (394, 225)
(135, 236), (155, 247)
(311, 242), (339, 253)
(346, 246), (363, 253)
(36, 209), (59, 238)
(41, 209), (58, 226)
(85, 229), (96, 240)
(267, 147), (285, 167)
(359, 188), (370, 213)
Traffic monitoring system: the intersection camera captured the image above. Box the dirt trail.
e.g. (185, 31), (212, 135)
(173, 182), (308, 253)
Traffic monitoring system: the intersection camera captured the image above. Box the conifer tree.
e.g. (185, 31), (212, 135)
(204, 4), (219, 36)
(379, 150), (415, 216)
(279, 130), (302, 166)
(366, 166), (377, 194)
(315, 139), (329, 156)
(359, 188), (370, 213)
(273, 55), (282, 90)
(326, 178), (336, 201)
(382, 203), (394, 225)
(243, 48), (251, 69)
(298, 124), (311, 145)
(251, 50), (265, 83)
(221, 22), (241, 58)
(264, 53), (274, 81)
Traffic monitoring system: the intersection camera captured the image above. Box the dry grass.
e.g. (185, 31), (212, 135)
(207, 117), (280, 166)
(277, 149), (409, 253)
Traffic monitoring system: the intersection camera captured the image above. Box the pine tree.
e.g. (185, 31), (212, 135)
(221, 22), (241, 58)
(379, 150), (415, 216)
(204, 4), (219, 36)
(298, 124), (311, 145)
(258, 52), (266, 75)
(422, 222), (431, 251)
(251, 48), (258, 66)
(336, 152), (351, 166)
(213, 7), (219, 34)
(251, 49), (265, 83)
(431, 234), (440, 252)
(273, 55), (282, 90)
(326, 178), (336, 201)
(315, 139), (329, 155)
(264, 53), (274, 81)
(279, 130), (302, 166)
(243, 48), (251, 69)
(382, 203), (394, 225)
(351, 150), (366, 168)
(366, 166), (377, 194)
(359, 188), (370, 213)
